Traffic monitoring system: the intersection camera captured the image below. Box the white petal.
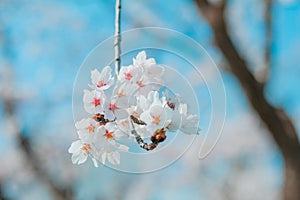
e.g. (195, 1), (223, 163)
(117, 144), (129, 152)
(71, 152), (81, 164)
(105, 122), (116, 132)
(75, 118), (89, 130)
(91, 69), (100, 86)
(137, 95), (149, 111)
(100, 150), (107, 165)
(116, 96), (128, 108)
(107, 151), (120, 165)
(101, 66), (112, 82)
(146, 64), (164, 77)
(114, 129), (129, 139)
(104, 109), (115, 121)
(180, 115), (199, 135)
(77, 153), (88, 165)
(140, 111), (152, 124)
(114, 109), (129, 120)
(136, 51), (146, 62)
(179, 103), (188, 115)
(92, 157), (99, 167)
(68, 140), (82, 153)
(150, 105), (164, 116)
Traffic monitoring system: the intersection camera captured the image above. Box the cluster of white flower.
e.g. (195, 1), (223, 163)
(69, 51), (199, 167)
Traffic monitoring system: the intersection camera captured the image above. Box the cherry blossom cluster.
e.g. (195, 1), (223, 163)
(69, 51), (199, 167)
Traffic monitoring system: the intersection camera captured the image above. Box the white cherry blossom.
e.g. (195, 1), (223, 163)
(75, 118), (99, 143)
(144, 64), (164, 80)
(133, 51), (164, 81)
(112, 82), (137, 98)
(179, 103), (199, 135)
(165, 107), (181, 132)
(68, 140), (99, 167)
(90, 66), (114, 91)
(135, 75), (163, 96)
(70, 51), (200, 167)
(118, 65), (143, 83)
(133, 51), (156, 68)
(83, 89), (105, 114)
(103, 96), (129, 121)
(94, 124), (129, 165)
(140, 104), (167, 133)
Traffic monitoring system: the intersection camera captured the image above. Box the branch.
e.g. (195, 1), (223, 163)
(261, 0), (273, 84)
(194, 0), (300, 159)
(0, 182), (10, 200)
(130, 116), (166, 151)
(114, 0), (121, 78)
(0, 26), (73, 199)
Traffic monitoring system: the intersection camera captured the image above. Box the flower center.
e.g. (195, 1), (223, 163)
(97, 80), (107, 88)
(120, 120), (129, 127)
(124, 72), (133, 80)
(118, 91), (126, 98)
(81, 143), (91, 154)
(137, 80), (143, 87)
(87, 124), (95, 133)
(104, 130), (114, 140)
(93, 98), (101, 106)
(152, 115), (161, 125)
(109, 103), (117, 112)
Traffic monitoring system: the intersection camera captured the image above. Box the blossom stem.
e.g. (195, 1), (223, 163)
(130, 118), (161, 151)
(114, 0), (121, 78)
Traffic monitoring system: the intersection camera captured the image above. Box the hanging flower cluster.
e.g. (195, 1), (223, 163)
(69, 51), (199, 167)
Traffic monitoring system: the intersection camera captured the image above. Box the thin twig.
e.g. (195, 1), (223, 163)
(114, 0), (121, 78)
(130, 117), (165, 151)
(263, 0), (273, 84)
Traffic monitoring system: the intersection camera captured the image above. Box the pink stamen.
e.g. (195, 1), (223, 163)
(93, 98), (101, 106)
(152, 115), (161, 125)
(109, 103), (117, 112)
(87, 124), (95, 133)
(81, 143), (91, 154)
(97, 80), (107, 88)
(104, 130), (114, 140)
(124, 72), (133, 80)
(118, 91), (126, 97)
(137, 80), (143, 87)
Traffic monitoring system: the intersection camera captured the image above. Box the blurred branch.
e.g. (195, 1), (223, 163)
(262, 0), (273, 84)
(0, 182), (9, 200)
(0, 27), (74, 200)
(4, 100), (74, 200)
(194, 1), (300, 199)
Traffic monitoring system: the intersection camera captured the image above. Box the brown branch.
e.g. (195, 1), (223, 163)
(130, 117), (166, 151)
(194, 0), (300, 159)
(0, 182), (10, 200)
(194, 1), (300, 199)
(0, 24), (74, 199)
(263, 0), (273, 84)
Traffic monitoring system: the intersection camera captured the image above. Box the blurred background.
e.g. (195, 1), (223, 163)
(0, 0), (300, 199)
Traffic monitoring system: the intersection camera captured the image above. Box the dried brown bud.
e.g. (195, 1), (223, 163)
(92, 113), (109, 124)
(167, 101), (175, 110)
(150, 128), (167, 143)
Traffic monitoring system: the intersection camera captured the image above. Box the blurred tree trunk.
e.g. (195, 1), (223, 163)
(194, 1), (300, 199)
